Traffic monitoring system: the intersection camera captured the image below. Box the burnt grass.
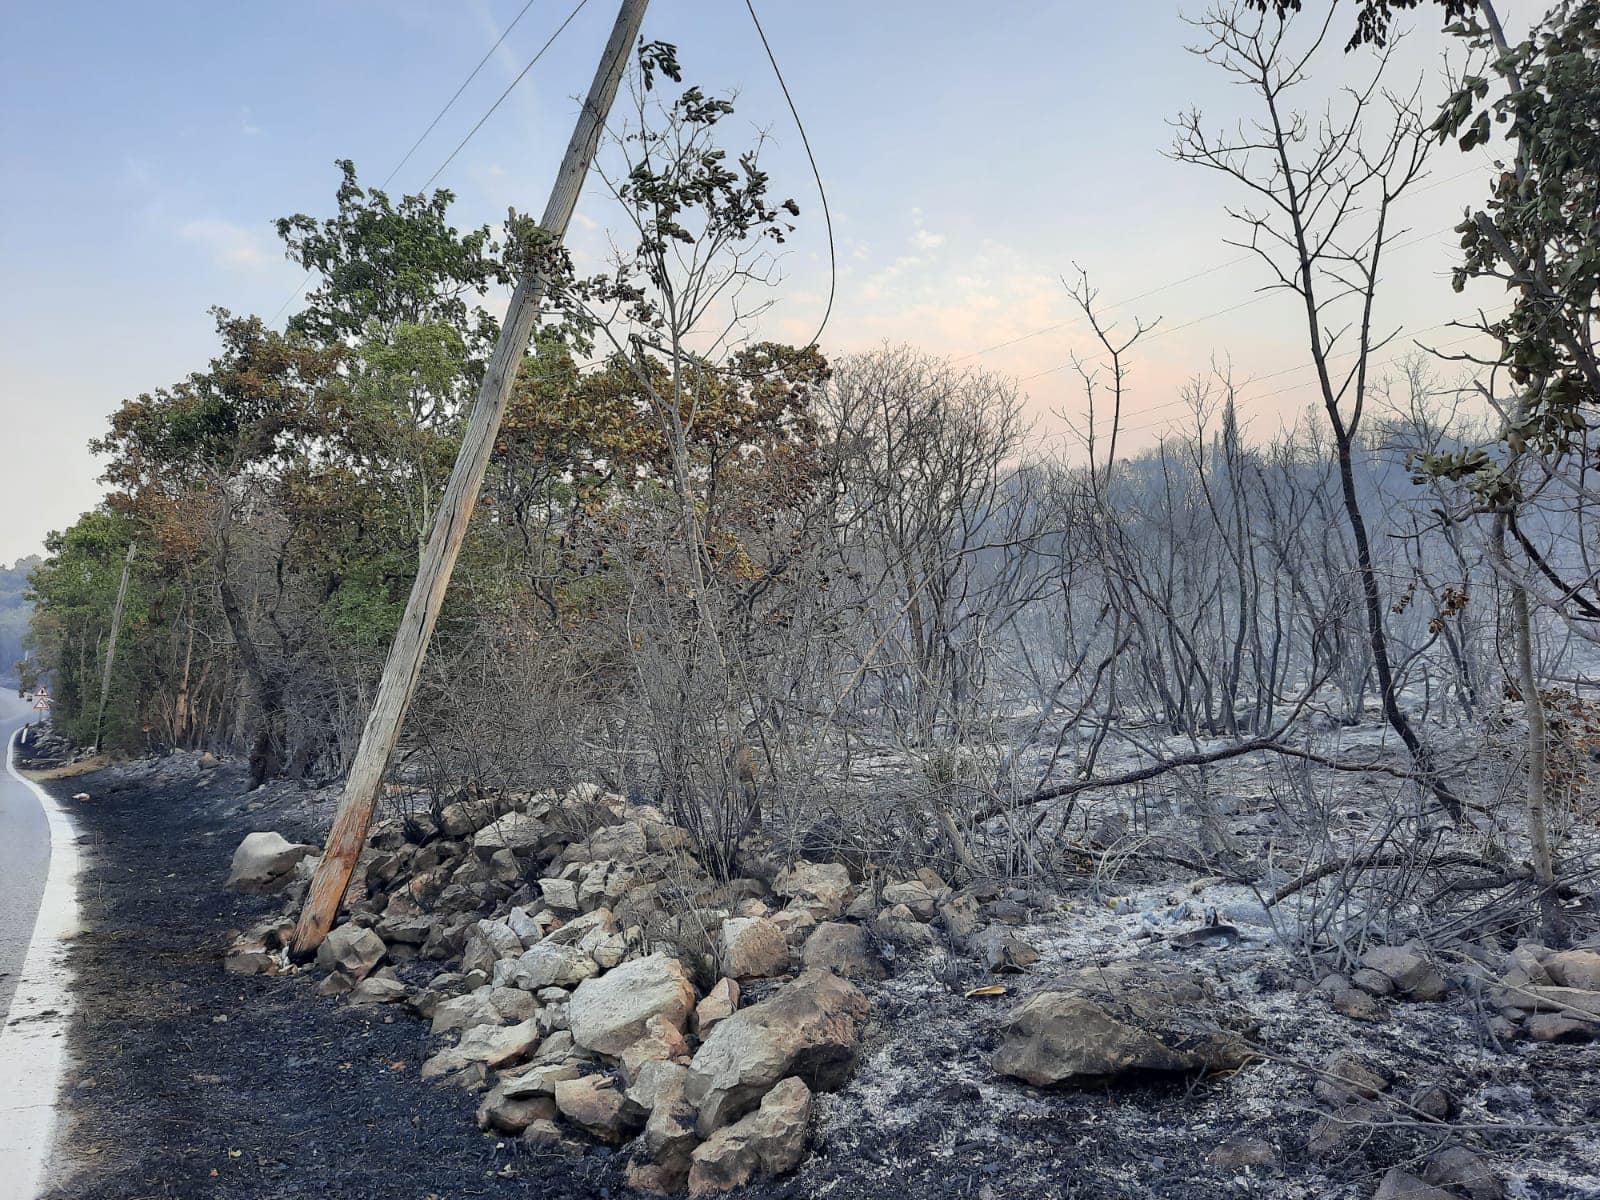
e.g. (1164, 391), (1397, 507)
(33, 751), (1600, 1200)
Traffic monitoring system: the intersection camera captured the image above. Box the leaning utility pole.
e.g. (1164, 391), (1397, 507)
(291, 0), (650, 957)
(94, 540), (136, 752)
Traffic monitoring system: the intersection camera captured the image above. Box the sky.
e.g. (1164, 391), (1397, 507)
(0, 0), (1538, 564)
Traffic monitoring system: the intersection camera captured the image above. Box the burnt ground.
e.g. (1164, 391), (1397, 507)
(29, 749), (1600, 1200)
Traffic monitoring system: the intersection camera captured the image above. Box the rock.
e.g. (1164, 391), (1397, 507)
(1351, 967), (1395, 996)
(1526, 1012), (1598, 1042)
(1494, 985), (1600, 1017)
(720, 917), (789, 980)
(1205, 1135), (1276, 1169)
(439, 798), (500, 839)
(769, 907), (817, 945)
(573, 820), (647, 863)
(501, 1061), (583, 1099)
(552, 1073), (645, 1143)
(476, 1086), (557, 1134)
(1501, 944), (1554, 987)
(1410, 1084), (1459, 1122)
(348, 973), (408, 1006)
(541, 907), (619, 947)
(1362, 943), (1448, 1001)
(498, 943), (599, 991)
(317, 970), (355, 997)
(315, 925), (386, 981)
(686, 968), (869, 1135)
(773, 861), (852, 920)
(473, 812), (552, 858)
(430, 986), (537, 1035)
(521, 1117), (585, 1154)
(620, 1013), (692, 1083)
(225, 831), (316, 892)
(639, 1065), (698, 1186)
(627, 1058), (691, 1113)
(461, 919), (525, 975)
(991, 961), (1256, 1087)
(973, 928), (1040, 973)
(688, 1076), (812, 1194)
(881, 880), (939, 921)
(1544, 949), (1600, 991)
(507, 905), (556, 945)
(420, 1019), (540, 1080)
(938, 894), (982, 940)
(800, 922), (886, 982)
(1313, 1052), (1388, 1106)
(1423, 1146), (1505, 1200)
(694, 978), (740, 1037)
(1305, 1102), (1374, 1157)
(569, 953), (696, 1056)
(539, 877), (582, 912)
(1373, 1166), (1455, 1200)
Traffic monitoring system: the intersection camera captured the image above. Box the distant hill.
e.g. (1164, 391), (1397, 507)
(0, 556), (39, 686)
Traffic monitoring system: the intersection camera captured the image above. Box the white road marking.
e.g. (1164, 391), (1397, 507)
(0, 730), (82, 1199)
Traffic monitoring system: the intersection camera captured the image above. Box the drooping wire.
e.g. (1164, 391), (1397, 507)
(381, 0), (545, 190)
(741, 0), (835, 352)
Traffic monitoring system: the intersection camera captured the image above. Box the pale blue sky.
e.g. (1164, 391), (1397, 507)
(0, 1), (1533, 561)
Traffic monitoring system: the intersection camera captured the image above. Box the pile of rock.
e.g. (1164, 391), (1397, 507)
(222, 785), (1002, 1192)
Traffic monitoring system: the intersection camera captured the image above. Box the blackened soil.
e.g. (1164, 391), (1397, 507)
(38, 759), (624, 1200)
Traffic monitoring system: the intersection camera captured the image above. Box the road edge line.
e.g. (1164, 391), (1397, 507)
(0, 726), (83, 1199)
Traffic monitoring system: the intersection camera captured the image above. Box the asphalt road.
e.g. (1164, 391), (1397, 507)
(0, 690), (51, 1027)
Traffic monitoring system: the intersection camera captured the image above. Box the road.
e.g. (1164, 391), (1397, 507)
(0, 689), (51, 1027)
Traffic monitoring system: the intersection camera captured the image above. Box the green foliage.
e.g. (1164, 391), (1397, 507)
(277, 159), (510, 359)
(1416, 1), (1600, 490)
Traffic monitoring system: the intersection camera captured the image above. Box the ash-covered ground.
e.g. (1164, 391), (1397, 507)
(25, 741), (1600, 1200)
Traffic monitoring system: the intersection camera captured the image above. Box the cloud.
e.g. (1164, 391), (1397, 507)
(909, 206), (945, 252)
(180, 218), (275, 271)
(240, 106), (262, 137)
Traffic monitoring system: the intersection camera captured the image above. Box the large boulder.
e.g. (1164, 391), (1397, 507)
(688, 1076), (812, 1194)
(773, 861), (852, 920)
(685, 968), (870, 1135)
(225, 831), (317, 892)
(569, 953), (696, 1056)
(720, 917), (788, 980)
(315, 924), (386, 981)
(992, 961), (1256, 1086)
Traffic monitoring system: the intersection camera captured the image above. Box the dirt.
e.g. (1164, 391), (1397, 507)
(31, 749), (1600, 1200)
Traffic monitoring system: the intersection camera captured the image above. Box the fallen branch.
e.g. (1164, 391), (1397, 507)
(1266, 850), (1500, 908)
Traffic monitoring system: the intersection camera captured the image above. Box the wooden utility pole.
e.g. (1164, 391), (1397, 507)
(94, 541), (136, 752)
(291, 0), (650, 956)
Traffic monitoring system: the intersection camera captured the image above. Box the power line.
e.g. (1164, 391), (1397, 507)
(267, 0), (590, 328)
(742, 0), (836, 351)
(421, 0), (592, 193)
(381, 0), (545, 190)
